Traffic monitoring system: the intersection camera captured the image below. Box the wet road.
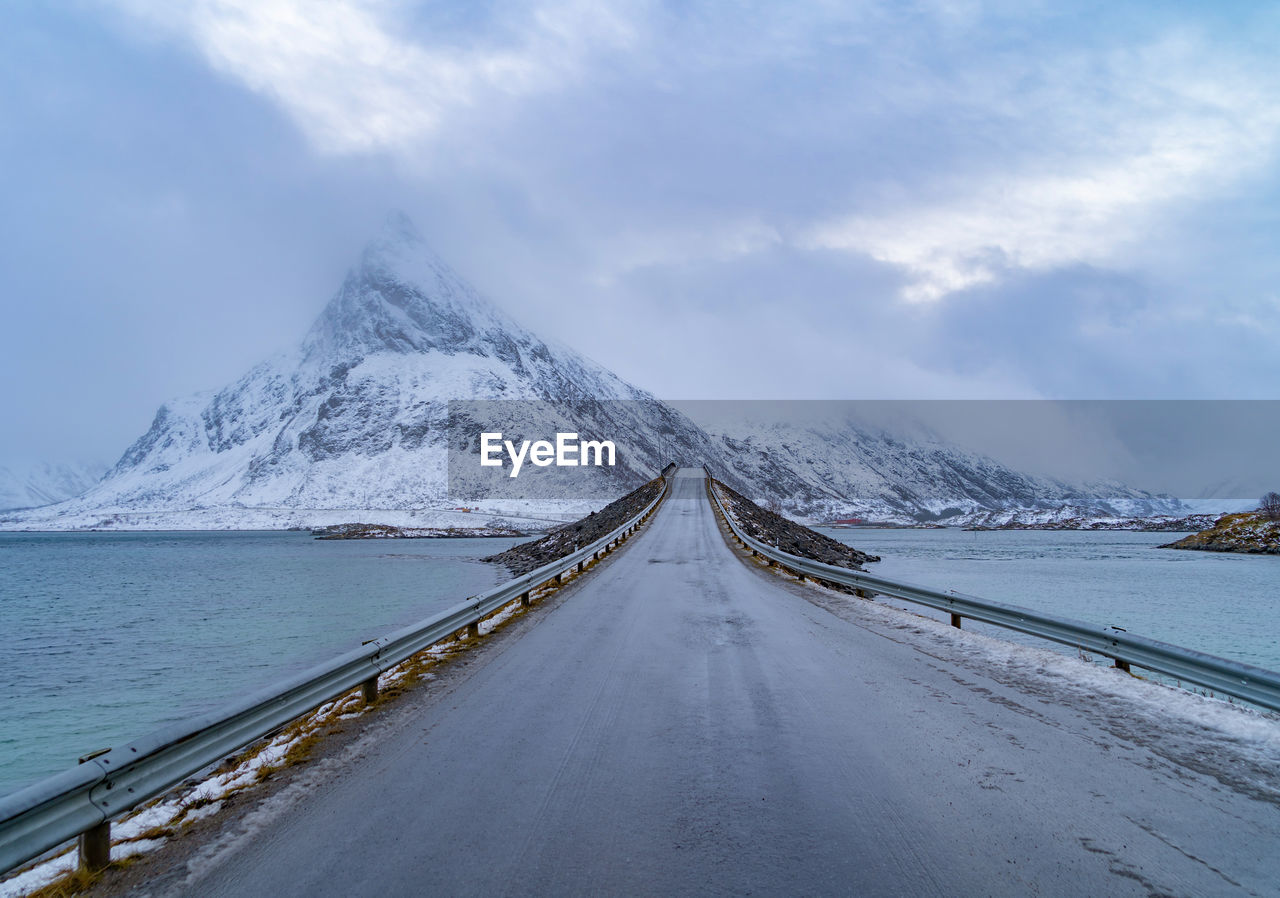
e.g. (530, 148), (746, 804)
(180, 469), (1278, 896)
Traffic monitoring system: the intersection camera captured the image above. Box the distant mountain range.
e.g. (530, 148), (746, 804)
(699, 414), (1184, 522)
(0, 462), (106, 512)
(2, 214), (1190, 530)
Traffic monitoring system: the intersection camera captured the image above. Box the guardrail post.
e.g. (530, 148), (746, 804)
(796, 572), (806, 582)
(362, 677), (379, 704)
(79, 821), (110, 872)
(577, 561), (584, 572)
(468, 621), (480, 639)
(1114, 658), (1131, 672)
(520, 591), (531, 607)
(950, 613), (962, 629)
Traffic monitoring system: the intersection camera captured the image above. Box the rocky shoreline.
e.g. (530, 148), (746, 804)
(712, 480), (880, 570)
(484, 476), (666, 576)
(312, 521), (530, 539)
(963, 513), (1220, 532)
(1160, 512), (1280, 555)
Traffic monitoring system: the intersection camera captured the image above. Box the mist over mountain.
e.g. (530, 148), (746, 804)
(702, 416), (1183, 522)
(0, 462), (106, 512)
(2, 215), (1185, 530)
(3, 215), (716, 529)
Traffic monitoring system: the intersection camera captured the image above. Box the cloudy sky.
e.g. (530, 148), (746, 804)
(2, 0), (1279, 470)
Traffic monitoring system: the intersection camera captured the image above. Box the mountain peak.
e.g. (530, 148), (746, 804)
(363, 210), (432, 269)
(303, 213), (518, 364)
(381, 209), (423, 244)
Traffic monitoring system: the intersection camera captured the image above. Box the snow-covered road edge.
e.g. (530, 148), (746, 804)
(798, 573), (1280, 799)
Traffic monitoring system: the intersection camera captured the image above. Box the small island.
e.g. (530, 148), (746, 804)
(1160, 508), (1280, 556)
(313, 521), (530, 540)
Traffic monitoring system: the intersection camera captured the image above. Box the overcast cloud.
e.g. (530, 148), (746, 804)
(2, 0), (1278, 475)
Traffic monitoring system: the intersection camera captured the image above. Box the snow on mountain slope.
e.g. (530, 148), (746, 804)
(3, 215), (716, 529)
(0, 462), (107, 511)
(701, 413), (1185, 523)
(1, 213), (1186, 530)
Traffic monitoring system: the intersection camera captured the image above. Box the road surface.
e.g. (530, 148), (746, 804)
(145, 470), (1278, 896)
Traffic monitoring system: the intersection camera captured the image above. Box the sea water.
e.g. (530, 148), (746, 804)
(3, 528), (1275, 798)
(0, 531), (526, 796)
(821, 527), (1278, 674)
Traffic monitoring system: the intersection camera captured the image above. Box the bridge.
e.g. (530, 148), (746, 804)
(3, 469), (1278, 895)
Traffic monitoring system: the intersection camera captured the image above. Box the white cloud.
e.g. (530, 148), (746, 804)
(801, 36), (1280, 303)
(591, 219), (784, 285)
(104, 0), (638, 154)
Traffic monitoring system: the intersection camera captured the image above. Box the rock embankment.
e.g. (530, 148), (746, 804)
(484, 476), (665, 575)
(713, 480), (880, 570)
(1160, 512), (1280, 555)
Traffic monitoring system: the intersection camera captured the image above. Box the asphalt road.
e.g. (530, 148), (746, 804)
(176, 469), (1277, 896)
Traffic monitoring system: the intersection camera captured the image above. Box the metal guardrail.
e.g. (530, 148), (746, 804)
(704, 469), (1280, 714)
(0, 472), (672, 878)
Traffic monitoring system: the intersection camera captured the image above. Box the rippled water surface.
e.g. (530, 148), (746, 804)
(821, 527), (1279, 673)
(0, 531), (527, 796)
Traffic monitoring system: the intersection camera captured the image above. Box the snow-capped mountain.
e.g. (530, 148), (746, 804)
(0, 462), (106, 511)
(700, 415), (1185, 523)
(3, 214), (720, 529)
(2, 213), (1184, 530)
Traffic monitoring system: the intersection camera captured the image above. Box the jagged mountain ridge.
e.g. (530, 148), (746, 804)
(14, 215), (720, 524)
(701, 417), (1183, 522)
(3, 214), (1184, 529)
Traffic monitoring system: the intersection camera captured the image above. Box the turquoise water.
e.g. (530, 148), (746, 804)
(821, 528), (1279, 673)
(3, 528), (1276, 799)
(0, 531), (527, 797)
